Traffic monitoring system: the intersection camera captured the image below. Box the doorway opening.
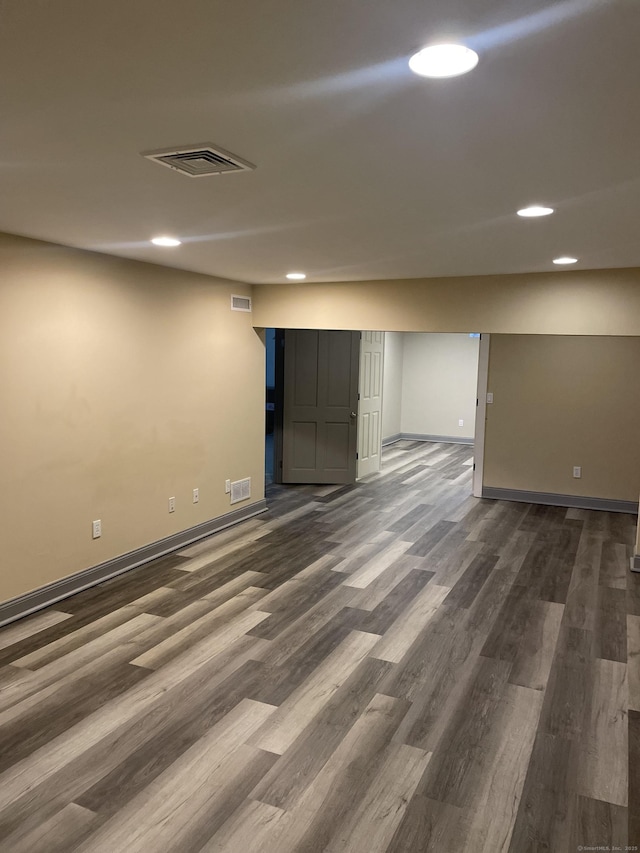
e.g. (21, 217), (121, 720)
(379, 331), (482, 493)
(268, 329), (486, 495)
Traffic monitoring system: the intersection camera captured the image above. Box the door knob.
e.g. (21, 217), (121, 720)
(350, 412), (357, 419)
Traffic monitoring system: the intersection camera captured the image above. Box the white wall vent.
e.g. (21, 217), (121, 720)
(231, 295), (252, 313)
(230, 477), (251, 505)
(142, 144), (255, 178)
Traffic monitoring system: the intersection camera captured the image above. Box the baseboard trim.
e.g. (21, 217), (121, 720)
(0, 501), (268, 628)
(482, 487), (638, 515)
(632, 554), (640, 573)
(400, 433), (474, 446)
(381, 434), (402, 447)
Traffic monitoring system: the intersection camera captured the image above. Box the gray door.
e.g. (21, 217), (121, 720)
(282, 329), (360, 484)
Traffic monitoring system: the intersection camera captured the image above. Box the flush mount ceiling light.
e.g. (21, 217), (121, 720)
(517, 206), (554, 217)
(151, 236), (181, 247)
(553, 256), (578, 264)
(286, 272), (307, 280)
(409, 44), (479, 78)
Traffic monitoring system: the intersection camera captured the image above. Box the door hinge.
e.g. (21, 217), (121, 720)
(356, 452), (359, 459)
(476, 398), (479, 406)
(473, 463), (476, 471)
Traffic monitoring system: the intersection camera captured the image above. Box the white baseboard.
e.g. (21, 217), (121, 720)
(0, 501), (268, 627)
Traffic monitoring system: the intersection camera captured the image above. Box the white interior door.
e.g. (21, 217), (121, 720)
(357, 331), (384, 479)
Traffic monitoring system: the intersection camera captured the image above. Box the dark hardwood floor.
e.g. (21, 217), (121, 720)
(0, 440), (637, 852)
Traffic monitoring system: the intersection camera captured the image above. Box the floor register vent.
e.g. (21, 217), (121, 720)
(142, 144), (255, 177)
(230, 478), (251, 505)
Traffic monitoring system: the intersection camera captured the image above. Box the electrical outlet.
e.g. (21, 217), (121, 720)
(573, 466), (582, 479)
(92, 519), (102, 539)
(225, 479), (231, 494)
(168, 496), (176, 513)
(458, 419), (464, 427)
(193, 488), (199, 504)
(486, 392), (494, 404)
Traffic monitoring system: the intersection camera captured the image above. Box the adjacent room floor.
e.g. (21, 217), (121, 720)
(0, 441), (637, 851)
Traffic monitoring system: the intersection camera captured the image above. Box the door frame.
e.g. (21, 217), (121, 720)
(272, 328), (285, 484)
(473, 333), (490, 497)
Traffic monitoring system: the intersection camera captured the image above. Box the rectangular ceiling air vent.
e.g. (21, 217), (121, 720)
(142, 144), (255, 178)
(231, 295), (252, 312)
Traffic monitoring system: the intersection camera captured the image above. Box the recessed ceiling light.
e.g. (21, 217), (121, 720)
(517, 206), (554, 217)
(409, 44), (479, 79)
(286, 272), (306, 281)
(553, 256), (578, 265)
(151, 236), (181, 247)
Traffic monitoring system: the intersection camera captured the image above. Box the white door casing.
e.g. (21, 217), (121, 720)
(473, 333), (490, 497)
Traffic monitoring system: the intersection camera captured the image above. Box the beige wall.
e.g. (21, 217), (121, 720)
(400, 334), (479, 440)
(381, 332), (403, 440)
(252, 269), (640, 335)
(0, 233), (264, 603)
(484, 335), (640, 502)
(3, 231), (639, 606)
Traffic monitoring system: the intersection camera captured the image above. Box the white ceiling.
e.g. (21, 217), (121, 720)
(1, 0), (639, 283)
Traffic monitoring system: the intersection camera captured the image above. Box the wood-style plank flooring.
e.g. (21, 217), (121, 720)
(0, 441), (638, 851)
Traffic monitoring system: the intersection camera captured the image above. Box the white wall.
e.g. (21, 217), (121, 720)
(401, 333), (479, 439)
(382, 333), (479, 442)
(381, 332), (404, 441)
